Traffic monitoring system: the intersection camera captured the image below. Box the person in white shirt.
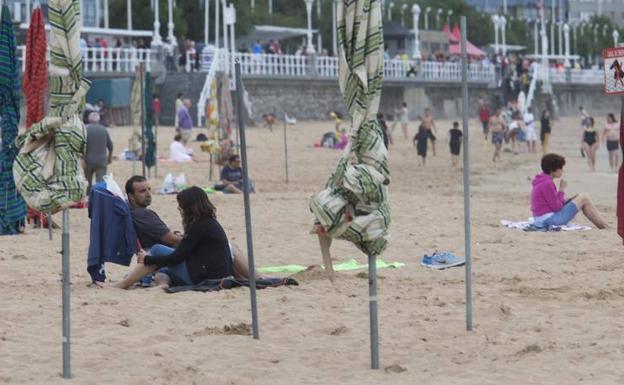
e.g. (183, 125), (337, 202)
(169, 134), (193, 162)
(523, 106), (538, 153)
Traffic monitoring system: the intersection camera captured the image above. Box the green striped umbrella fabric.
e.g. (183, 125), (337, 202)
(0, 5), (27, 234)
(309, 0), (389, 257)
(144, 72), (156, 169)
(13, 0), (91, 212)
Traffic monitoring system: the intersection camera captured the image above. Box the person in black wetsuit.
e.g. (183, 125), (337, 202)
(448, 121), (463, 168)
(581, 117), (599, 172)
(116, 186), (234, 289)
(413, 125), (429, 166)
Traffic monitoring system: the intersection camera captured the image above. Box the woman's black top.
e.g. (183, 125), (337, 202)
(144, 217), (233, 284)
(540, 117), (551, 134)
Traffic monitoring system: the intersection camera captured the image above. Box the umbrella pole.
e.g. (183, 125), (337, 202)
(283, 114), (289, 184)
(155, 124), (158, 177)
(460, 16), (473, 332)
(61, 208), (71, 378)
(140, 63), (146, 178)
(48, 213), (53, 240)
(368, 253), (379, 369)
(235, 62), (259, 339)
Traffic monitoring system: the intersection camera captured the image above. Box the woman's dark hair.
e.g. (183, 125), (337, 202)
(174, 133), (182, 141)
(608, 113), (616, 123)
(177, 186), (217, 230)
(587, 116), (595, 127)
(541, 153), (566, 174)
(541, 109), (549, 119)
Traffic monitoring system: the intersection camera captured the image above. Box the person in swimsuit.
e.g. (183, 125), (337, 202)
(603, 113), (620, 173)
(397, 102), (409, 141)
(540, 109), (552, 155)
(582, 117), (599, 172)
(489, 109), (505, 162)
(413, 125), (429, 166)
(421, 108), (437, 156)
(448, 121), (463, 168)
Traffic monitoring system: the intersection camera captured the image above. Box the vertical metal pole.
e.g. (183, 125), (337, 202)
(283, 115), (289, 184)
(368, 253), (379, 369)
(154, 124), (158, 177)
(48, 213), (53, 240)
(61, 209), (71, 378)
(235, 62), (259, 339)
(140, 64), (146, 177)
(460, 16), (473, 332)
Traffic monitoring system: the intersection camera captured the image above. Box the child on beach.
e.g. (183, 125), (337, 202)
(413, 125), (429, 166)
(449, 121), (462, 167)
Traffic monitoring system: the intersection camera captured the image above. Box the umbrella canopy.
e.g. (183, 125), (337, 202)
(309, 0), (390, 256)
(24, 7), (48, 129)
(13, 0), (90, 212)
(144, 72), (156, 169)
(448, 41), (487, 58)
(0, 5), (27, 234)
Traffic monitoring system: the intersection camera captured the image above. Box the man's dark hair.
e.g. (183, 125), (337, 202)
(453, 121), (459, 127)
(125, 175), (147, 195)
(541, 153), (566, 174)
(229, 154), (240, 163)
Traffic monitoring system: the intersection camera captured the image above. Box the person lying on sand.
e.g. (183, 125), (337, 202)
(119, 177), (250, 289)
(531, 153), (608, 229)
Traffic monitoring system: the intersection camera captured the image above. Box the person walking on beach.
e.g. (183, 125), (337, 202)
(603, 113), (620, 173)
(489, 109), (505, 162)
(540, 109), (552, 155)
(523, 106), (538, 153)
(174, 93), (183, 128)
(413, 125), (429, 166)
(582, 117), (599, 172)
(421, 108), (437, 156)
(531, 153), (607, 229)
(398, 102), (409, 141)
(177, 98), (193, 145)
(479, 101), (490, 141)
(83, 112), (113, 194)
(449, 121), (462, 168)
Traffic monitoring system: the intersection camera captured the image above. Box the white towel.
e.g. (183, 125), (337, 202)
(500, 220), (591, 232)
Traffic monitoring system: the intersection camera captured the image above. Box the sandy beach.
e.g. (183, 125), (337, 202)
(1, 115), (623, 385)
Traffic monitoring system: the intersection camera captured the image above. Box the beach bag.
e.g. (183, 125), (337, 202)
(160, 173), (187, 194)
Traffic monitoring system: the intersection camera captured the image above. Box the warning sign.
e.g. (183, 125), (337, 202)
(603, 48), (624, 95)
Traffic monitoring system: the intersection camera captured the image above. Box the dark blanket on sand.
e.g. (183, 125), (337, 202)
(165, 277), (299, 293)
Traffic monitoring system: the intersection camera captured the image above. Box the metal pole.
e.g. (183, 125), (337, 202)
(215, 0), (219, 48)
(154, 124), (158, 177)
(127, 0), (132, 30)
(140, 64), (146, 177)
(48, 213), (53, 240)
(283, 114), (289, 183)
(61, 208), (71, 378)
(331, 0), (337, 55)
(234, 62), (259, 339)
(460, 16), (473, 332)
(204, 0), (209, 45)
(368, 253), (379, 369)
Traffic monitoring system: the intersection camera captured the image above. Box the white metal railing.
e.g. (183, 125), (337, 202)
(17, 46), (153, 73)
(237, 52), (309, 77)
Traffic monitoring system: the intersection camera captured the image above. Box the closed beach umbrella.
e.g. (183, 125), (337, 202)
(0, 4), (27, 234)
(24, 6), (48, 129)
(618, 103), (624, 242)
(308, 0), (387, 369)
(144, 72), (156, 169)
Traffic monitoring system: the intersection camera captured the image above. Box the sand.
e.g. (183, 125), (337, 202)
(1, 115), (623, 385)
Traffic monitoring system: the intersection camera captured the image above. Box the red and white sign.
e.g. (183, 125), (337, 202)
(603, 47), (624, 95)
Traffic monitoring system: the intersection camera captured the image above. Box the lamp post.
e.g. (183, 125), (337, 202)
(304, 0), (315, 54)
(251, 0), (254, 13)
(204, 0), (209, 45)
(447, 10), (453, 27)
(492, 15), (500, 54)
(332, 0), (337, 55)
(167, 0), (175, 45)
(533, 18), (539, 55)
(603, 24), (608, 37)
(613, 29), (620, 47)
(436, 8), (442, 30)
(501, 15), (507, 56)
(387, 2), (394, 21)
(563, 23), (570, 67)
(550, 0), (555, 56)
(268, 0), (272, 16)
(104, 0), (109, 28)
(400, 4), (407, 26)
(127, 0), (132, 30)
(593, 24), (598, 44)
(424, 7), (431, 30)
(152, 0), (162, 45)
(558, 21), (563, 56)
(411, 4), (421, 60)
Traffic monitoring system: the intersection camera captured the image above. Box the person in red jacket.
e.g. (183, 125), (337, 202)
(478, 101), (490, 141)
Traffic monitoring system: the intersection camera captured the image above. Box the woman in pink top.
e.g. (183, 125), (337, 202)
(531, 154), (607, 229)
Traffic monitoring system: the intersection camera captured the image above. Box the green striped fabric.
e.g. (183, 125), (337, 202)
(144, 72), (156, 168)
(0, 5), (28, 234)
(13, 0), (90, 212)
(309, 0), (390, 257)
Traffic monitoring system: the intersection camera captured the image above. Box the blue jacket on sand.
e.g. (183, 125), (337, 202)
(87, 182), (137, 282)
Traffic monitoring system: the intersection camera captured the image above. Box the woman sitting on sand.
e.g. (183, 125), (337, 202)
(169, 134), (193, 162)
(531, 153), (607, 229)
(116, 186), (234, 289)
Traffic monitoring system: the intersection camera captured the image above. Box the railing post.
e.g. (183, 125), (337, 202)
(306, 53), (317, 77)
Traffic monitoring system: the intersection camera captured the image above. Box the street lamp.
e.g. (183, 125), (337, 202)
(500, 15), (507, 56)
(152, 0), (162, 46)
(446, 10), (453, 27)
(533, 18), (539, 55)
(424, 6), (431, 30)
(387, 1), (394, 21)
(400, 4), (408, 27)
(304, 0), (316, 54)
(411, 4), (421, 59)
(557, 21), (563, 56)
(492, 15), (500, 54)
(436, 8), (442, 29)
(563, 23), (570, 67)
(613, 29), (620, 47)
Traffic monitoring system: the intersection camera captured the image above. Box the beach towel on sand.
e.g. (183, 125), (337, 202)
(501, 220), (591, 232)
(165, 277), (298, 293)
(258, 258), (405, 274)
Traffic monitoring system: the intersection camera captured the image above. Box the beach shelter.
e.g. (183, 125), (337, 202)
(143, 72), (156, 173)
(24, 6), (48, 129)
(309, 0), (388, 369)
(0, 4), (27, 234)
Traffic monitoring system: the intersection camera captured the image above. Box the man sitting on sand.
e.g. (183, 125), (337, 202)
(125, 175), (251, 284)
(214, 154), (254, 194)
(531, 154), (608, 229)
